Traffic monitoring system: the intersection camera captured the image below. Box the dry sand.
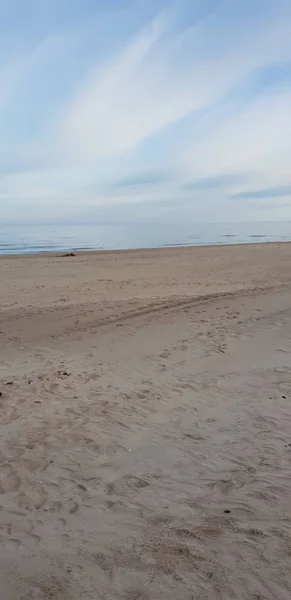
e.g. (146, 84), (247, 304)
(1, 243), (291, 599)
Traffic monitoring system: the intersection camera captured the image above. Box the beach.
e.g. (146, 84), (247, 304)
(1, 242), (291, 599)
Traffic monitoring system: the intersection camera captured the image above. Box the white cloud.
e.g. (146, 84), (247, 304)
(184, 89), (291, 191)
(1, 0), (291, 224)
(57, 0), (291, 165)
(59, 12), (196, 162)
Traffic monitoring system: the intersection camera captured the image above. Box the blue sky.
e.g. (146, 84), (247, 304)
(1, 0), (291, 225)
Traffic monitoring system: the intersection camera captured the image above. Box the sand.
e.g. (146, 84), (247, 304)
(1, 242), (291, 599)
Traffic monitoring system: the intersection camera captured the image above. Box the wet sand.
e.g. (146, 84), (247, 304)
(1, 243), (291, 599)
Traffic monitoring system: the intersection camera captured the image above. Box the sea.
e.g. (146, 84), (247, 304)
(1, 221), (291, 255)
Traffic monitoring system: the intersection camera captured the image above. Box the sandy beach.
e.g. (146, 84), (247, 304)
(1, 242), (291, 599)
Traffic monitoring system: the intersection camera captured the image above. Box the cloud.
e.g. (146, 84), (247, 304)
(184, 88), (291, 190)
(232, 185), (291, 201)
(58, 12), (196, 162)
(57, 0), (291, 165)
(183, 173), (248, 191)
(1, 0), (291, 225)
(105, 169), (172, 191)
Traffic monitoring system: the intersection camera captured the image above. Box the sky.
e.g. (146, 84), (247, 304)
(0, 0), (291, 225)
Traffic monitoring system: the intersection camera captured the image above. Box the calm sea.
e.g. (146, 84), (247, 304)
(1, 222), (291, 255)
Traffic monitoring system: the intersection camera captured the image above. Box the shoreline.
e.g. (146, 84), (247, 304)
(0, 238), (289, 260)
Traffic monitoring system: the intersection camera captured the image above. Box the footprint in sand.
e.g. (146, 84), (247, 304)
(106, 474), (150, 497)
(160, 350), (171, 359)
